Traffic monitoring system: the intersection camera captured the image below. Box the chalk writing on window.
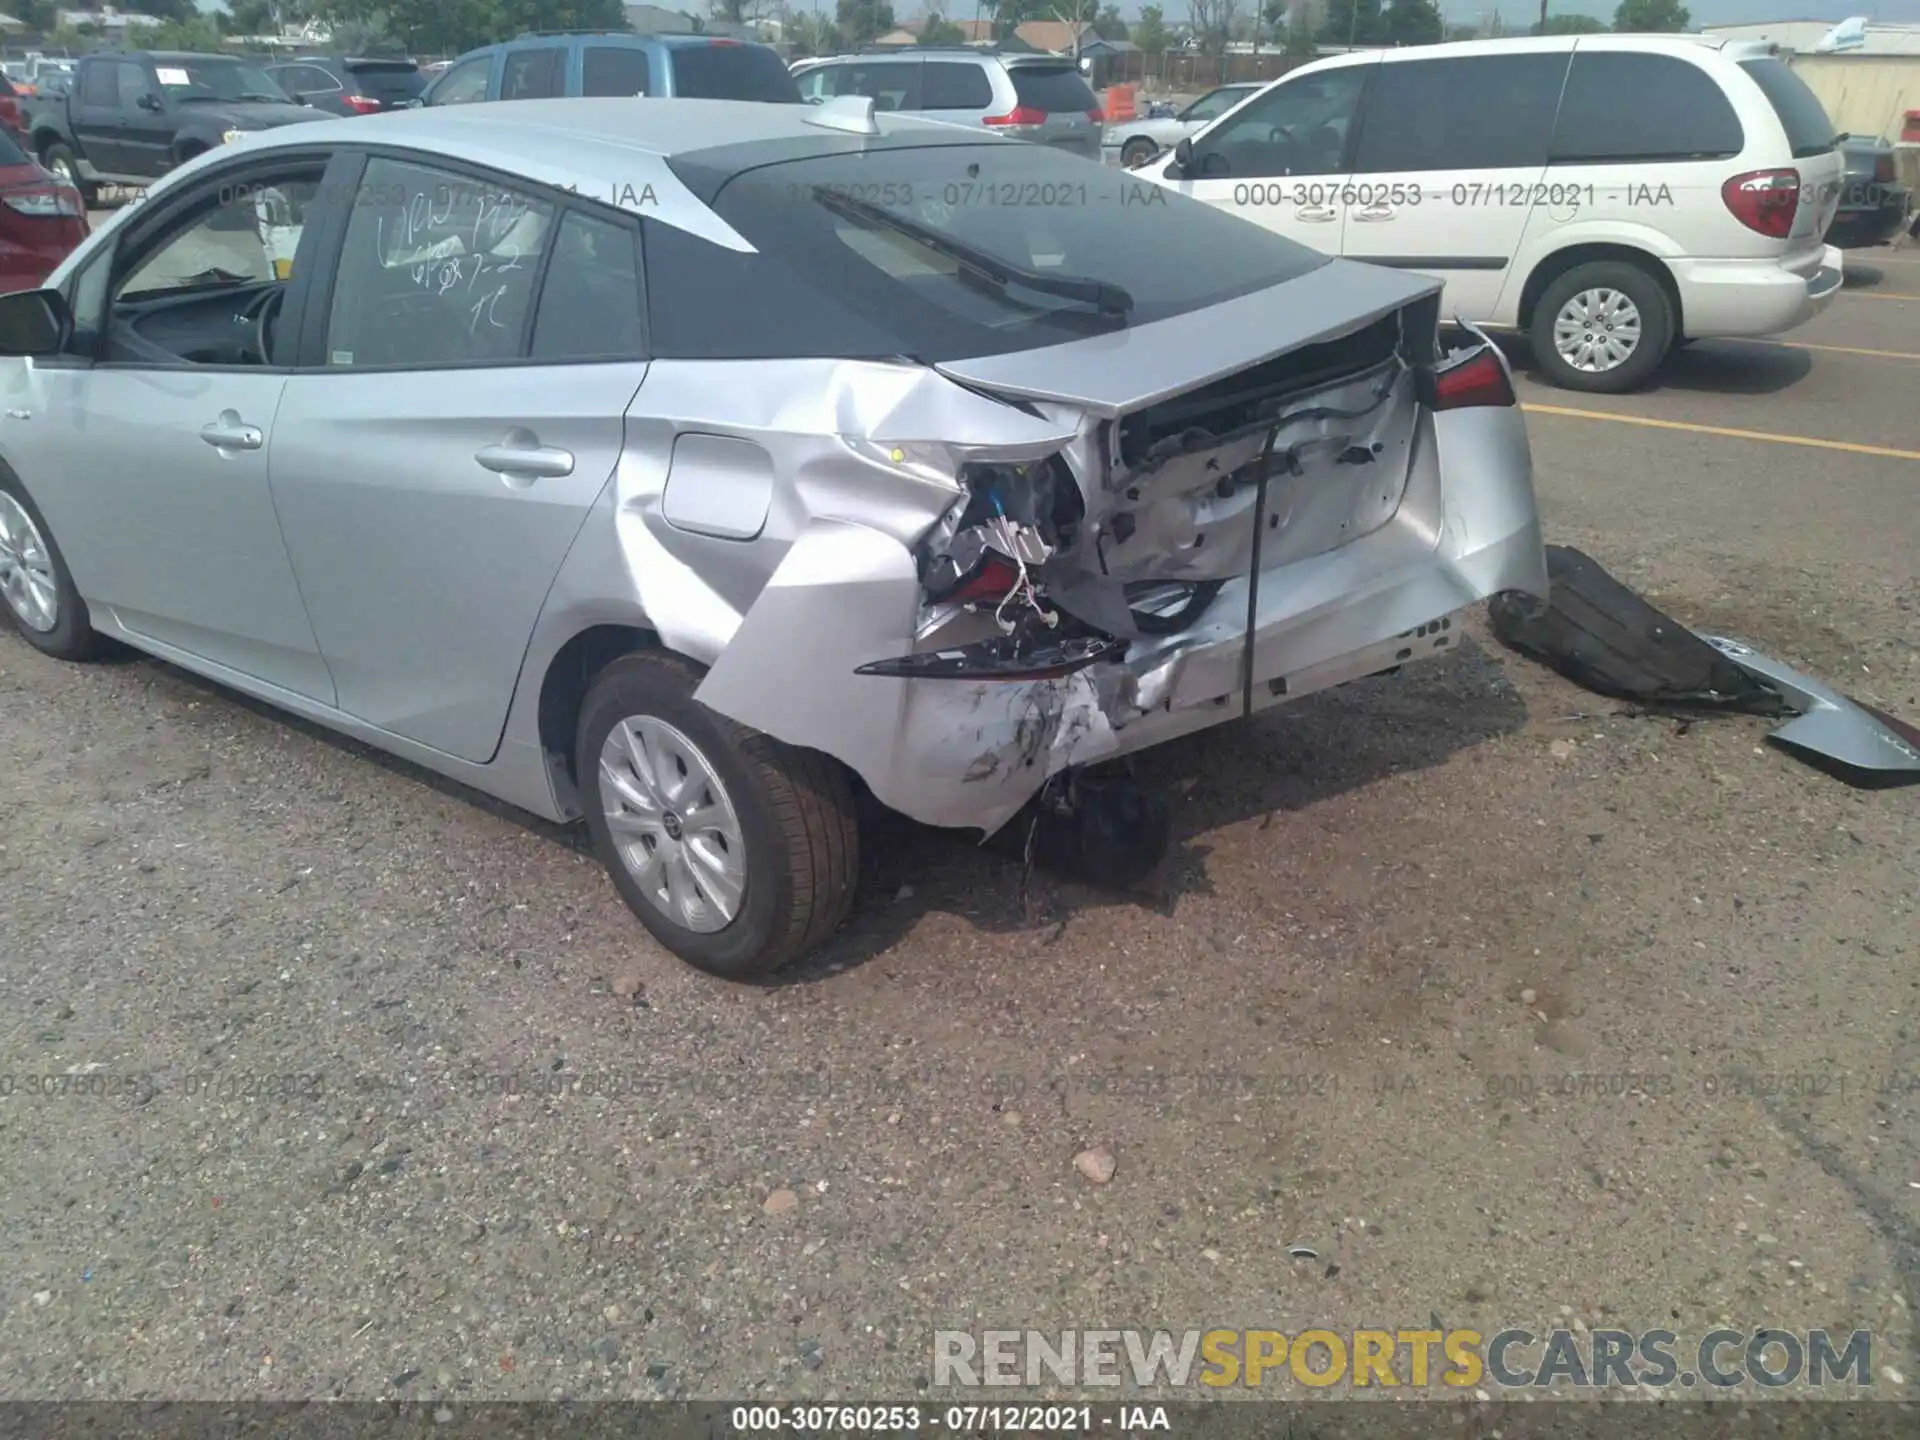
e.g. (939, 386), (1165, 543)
(366, 178), (548, 337)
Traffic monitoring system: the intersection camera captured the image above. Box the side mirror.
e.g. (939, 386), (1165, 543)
(137, 91), (162, 111)
(401, 97), (424, 109)
(0, 288), (73, 357)
(1169, 136), (1194, 174)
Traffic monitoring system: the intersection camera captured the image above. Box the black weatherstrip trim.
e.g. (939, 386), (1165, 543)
(1364, 256), (1508, 271)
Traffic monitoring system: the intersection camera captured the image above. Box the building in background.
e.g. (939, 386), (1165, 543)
(1703, 19), (1920, 145)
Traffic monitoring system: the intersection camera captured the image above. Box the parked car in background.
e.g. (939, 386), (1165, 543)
(0, 95), (1545, 978)
(418, 31), (800, 105)
(1144, 35), (1845, 393)
(1102, 82), (1261, 168)
(265, 55), (426, 115)
(29, 50), (324, 206)
(0, 122), (86, 290)
(792, 49), (1102, 161)
(0, 73), (25, 139)
(1825, 133), (1912, 248)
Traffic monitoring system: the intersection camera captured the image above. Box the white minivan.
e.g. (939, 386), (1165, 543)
(1142, 35), (1846, 392)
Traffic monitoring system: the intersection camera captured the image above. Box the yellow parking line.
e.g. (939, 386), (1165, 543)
(1735, 338), (1920, 361)
(1839, 288), (1920, 300)
(1520, 403), (1920, 461)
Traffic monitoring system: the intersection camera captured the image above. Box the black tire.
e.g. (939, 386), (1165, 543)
(577, 650), (860, 981)
(0, 470), (105, 661)
(1120, 137), (1158, 168)
(1527, 260), (1673, 395)
(39, 142), (97, 209)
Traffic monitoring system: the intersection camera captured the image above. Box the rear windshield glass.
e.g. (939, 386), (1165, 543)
(655, 141), (1328, 363)
(347, 62), (425, 100)
(669, 43), (802, 102)
(1008, 63), (1099, 113)
(1738, 58), (1837, 159)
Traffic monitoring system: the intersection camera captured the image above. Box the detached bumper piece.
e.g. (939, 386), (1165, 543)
(854, 632), (1127, 682)
(1491, 545), (1920, 789)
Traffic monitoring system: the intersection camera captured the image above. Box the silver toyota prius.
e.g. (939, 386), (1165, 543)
(0, 97), (1549, 980)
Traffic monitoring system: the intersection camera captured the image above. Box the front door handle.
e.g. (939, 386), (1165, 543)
(200, 415), (263, 450)
(474, 441), (574, 479)
(1352, 205), (1396, 222)
(1295, 205), (1338, 223)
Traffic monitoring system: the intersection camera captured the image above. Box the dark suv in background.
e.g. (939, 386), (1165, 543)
(419, 30), (800, 106)
(264, 55), (425, 115)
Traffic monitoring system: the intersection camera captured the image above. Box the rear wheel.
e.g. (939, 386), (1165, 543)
(39, 142), (97, 209)
(0, 472), (105, 661)
(1528, 261), (1673, 395)
(578, 651), (860, 981)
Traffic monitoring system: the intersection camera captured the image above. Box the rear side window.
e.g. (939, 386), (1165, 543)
(1353, 53), (1569, 173)
(346, 62), (425, 102)
(80, 61), (115, 107)
(326, 157), (554, 368)
(1738, 57), (1837, 159)
(921, 62), (992, 110)
(0, 125), (28, 164)
(668, 43), (802, 103)
(1550, 52), (1744, 163)
(583, 45), (652, 97)
(532, 209), (646, 360)
(1007, 63), (1098, 113)
(502, 46), (565, 101)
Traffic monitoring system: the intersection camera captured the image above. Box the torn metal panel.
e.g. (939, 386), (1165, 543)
(1698, 634), (1920, 788)
(932, 258), (1440, 416)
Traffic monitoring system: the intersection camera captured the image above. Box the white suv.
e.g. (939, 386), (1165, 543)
(1142, 35), (1845, 392)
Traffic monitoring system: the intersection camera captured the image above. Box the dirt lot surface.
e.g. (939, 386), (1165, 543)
(1, 236), (1916, 1408)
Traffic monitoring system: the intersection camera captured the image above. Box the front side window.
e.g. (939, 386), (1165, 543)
(1189, 63), (1371, 179)
(428, 55), (493, 106)
(120, 175), (319, 299)
(1183, 86), (1251, 123)
(653, 139), (1330, 363)
(324, 157), (554, 368)
(1352, 53), (1569, 173)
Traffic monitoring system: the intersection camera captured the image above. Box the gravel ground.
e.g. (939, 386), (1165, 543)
(0, 239), (1916, 1406)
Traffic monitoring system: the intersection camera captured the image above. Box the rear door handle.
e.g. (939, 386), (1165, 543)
(1353, 205), (1395, 222)
(474, 442), (574, 479)
(1295, 205), (1338, 223)
(200, 418), (263, 451)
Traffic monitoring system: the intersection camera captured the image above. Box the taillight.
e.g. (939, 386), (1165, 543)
(1426, 346), (1514, 412)
(1874, 154), (1895, 184)
(983, 105), (1047, 128)
(342, 93), (381, 114)
(2, 185), (83, 218)
(930, 550), (1022, 605)
(1721, 167), (1801, 238)
(1086, 107), (1104, 123)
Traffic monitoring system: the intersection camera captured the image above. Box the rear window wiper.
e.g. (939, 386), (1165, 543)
(812, 186), (1133, 316)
